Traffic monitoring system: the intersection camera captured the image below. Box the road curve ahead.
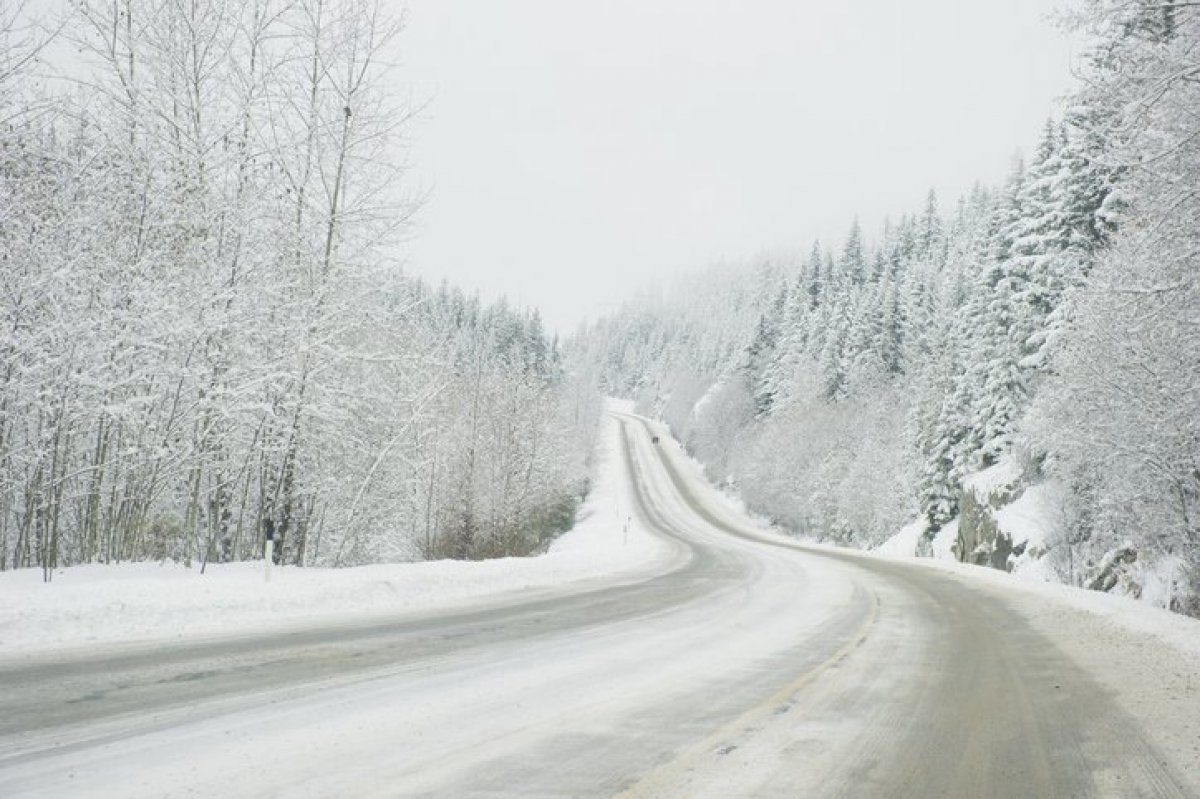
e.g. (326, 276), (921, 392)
(0, 414), (1196, 797)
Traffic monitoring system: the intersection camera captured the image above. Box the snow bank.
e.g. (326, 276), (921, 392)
(931, 518), (958, 561)
(1138, 555), (1190, 609)
(923, 556), (1200, 660)
(874, 517), (927, 557)
(997, 481), (1065, 579)
(0, 406), (674, 657)
(962, 456), (1022, 499)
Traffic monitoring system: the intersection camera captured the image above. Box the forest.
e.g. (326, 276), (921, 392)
(580, 1), (1200, 615)
(0, 0), (601, 574)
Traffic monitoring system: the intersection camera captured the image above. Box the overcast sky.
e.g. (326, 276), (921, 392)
(398, 0), (1080, 335)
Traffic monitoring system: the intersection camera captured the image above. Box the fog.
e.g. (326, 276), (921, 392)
(400, 0), (1081, 333)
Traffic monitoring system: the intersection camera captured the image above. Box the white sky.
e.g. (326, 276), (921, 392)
(398, 0), (1081, 334)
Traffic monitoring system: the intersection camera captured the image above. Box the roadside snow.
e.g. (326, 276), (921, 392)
(962, 456), (1022, 499)
(689, 379), (720, 421)
(874, 517), (927, 557)
(0, 406), (675, 657)
(1139, 554), (1191, 610)
(994, 483), (1060, 547)
(866, 546), (1200, 660)
(931, 517), (958, 560)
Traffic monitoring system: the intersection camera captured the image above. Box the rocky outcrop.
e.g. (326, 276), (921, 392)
(1086, 546), (1139, 594)
(952, 458), (1024, 571)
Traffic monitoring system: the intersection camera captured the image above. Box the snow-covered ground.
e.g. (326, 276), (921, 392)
(873, 517), (927, 557)
(0, 403), (675, 657)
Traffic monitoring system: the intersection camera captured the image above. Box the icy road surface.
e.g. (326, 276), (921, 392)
(0, 414), (1197, 797)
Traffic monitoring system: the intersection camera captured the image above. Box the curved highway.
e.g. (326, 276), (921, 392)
(0, 414), (1194, 797)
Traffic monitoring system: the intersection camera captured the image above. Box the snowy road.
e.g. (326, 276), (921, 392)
(1, 414), (1197, 797)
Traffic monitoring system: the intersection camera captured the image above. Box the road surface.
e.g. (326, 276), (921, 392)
(0, 414), (1196, 797)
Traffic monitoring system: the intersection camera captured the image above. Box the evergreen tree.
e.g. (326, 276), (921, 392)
(840, 219), (866, 285)
(804, 241), (825, 310)
(876, 275), (906, 376)
(818, 309), (848, 401)
(744, 287), (789, 417)
(917, 188), (945, 267)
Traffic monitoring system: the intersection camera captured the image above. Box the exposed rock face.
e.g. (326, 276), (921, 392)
(956, 490), (1008, 569)
(953, 460), (1023, 571)
(1086, 546), (1140, 595)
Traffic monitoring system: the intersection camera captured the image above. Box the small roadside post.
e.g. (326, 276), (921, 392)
(264, 518), (275, 583)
